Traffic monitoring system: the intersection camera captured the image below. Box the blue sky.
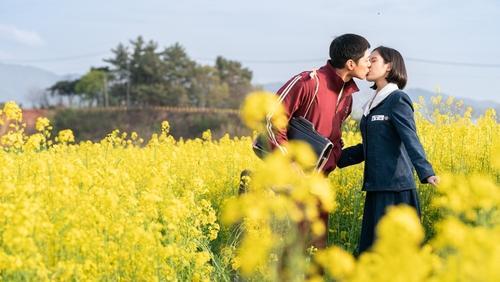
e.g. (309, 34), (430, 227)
(1, 0), (499, 102)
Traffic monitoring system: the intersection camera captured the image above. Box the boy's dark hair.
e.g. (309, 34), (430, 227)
(329, 34), (370, 68)
(370, 46), (408, 90)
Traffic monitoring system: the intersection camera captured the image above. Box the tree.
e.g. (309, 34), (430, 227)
(104, 43), (131, 107)
(125, 37), (174, 106)
(215, 56), (254, 108)
(162, 43), (197, 106)
(102, 36), (254, 108)
(75, 69), (108, 107)
(190, 65), (229, 108)
(48, 79), (78, 107)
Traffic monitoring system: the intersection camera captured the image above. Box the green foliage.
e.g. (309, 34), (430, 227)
(49, 36), (254, 109)
(52, 108), (250, 141)
(75, 69), (108, 106)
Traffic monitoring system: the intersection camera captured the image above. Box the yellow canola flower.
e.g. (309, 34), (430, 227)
(376, 205), (424, 246)
(315, 246), (355, 280)
(236, 225), (276, 276)
(492, 142), (500, 172)
(56, 129), (75, 143)
(3, 101), (23, 122)
(240, 91), (287, 132)
(433, 174), (500, 219)
(348, 206), (436, 282)
(35, 117), (50, 132)
(24, 133), (45, 151)
(161, 120), (170, 134)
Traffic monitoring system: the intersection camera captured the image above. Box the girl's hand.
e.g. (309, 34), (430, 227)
(427, 175), (439, 186)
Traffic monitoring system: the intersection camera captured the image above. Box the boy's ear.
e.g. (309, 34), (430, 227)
(345, 59), (355, 71)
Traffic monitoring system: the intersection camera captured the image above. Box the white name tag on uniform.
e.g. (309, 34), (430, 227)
(371, 115), (387, 121)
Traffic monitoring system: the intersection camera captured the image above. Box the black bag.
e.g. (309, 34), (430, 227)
(252, 71), (334, 171)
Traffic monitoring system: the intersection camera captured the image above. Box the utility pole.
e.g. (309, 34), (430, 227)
(103, 74), (109, 107)
(126, 63), (131, 108)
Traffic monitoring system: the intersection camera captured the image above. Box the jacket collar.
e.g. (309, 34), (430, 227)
(363, 83), (399, 116)
(321, 60), (359, 95)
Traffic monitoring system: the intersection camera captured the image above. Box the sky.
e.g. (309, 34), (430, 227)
(1, 0), (499, 102)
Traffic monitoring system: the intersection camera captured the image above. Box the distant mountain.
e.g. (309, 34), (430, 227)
(406, 88), (500, 116)
(261, 82), (500, 120)
(258, 82), (284, 94)
(0, 63), (62, 107)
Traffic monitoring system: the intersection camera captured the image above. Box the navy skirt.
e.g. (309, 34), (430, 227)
(357, 189), (421, 255)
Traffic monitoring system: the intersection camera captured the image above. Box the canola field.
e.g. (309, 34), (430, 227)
(0, 95), (498, 281)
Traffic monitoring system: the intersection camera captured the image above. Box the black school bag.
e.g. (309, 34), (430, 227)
(252, 70), (334, 171)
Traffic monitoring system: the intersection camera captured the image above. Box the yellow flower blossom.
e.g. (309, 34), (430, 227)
(56, 129), (75, 143)
(240, 91), (287, 132)
(3, 101), (23, 122)
(35, 117), (51, 132)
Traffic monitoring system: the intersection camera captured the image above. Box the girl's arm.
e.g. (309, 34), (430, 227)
(390, 93), (435, 183)
(337, 143), (364, 168)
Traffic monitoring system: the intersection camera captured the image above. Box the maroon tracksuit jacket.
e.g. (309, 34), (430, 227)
(266, 61), (359, 173)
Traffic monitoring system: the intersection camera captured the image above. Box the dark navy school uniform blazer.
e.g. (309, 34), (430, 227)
(338, 90), (435, 191)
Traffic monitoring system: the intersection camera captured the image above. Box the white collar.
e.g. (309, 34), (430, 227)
(363, 83), (399, 116)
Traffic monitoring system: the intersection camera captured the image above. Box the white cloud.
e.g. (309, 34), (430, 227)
(0, 24), (45, 46)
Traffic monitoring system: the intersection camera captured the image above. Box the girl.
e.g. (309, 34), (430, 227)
(338, 46), (438, 254)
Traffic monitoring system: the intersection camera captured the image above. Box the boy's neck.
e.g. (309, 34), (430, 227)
(335, 68), (352, 83)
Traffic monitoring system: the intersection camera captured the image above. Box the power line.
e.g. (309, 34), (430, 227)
(198, 57), (500, 68)
(0, 51), (109, 63)
(406, 57), (500, 68)
(195, 57), (324, 64)
(2, 51), (500, 68)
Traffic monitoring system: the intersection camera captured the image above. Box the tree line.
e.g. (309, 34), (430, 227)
(48, 36), (255, 109)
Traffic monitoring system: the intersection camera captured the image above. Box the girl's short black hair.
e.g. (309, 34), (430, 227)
(329, 34), (370, 68)
(371, 46), (408, 90)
